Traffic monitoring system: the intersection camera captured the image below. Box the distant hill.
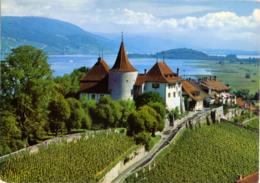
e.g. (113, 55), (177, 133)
(128, 48), (210, 60)
(128, 48), (259, 63)
(157, 48), (209, 60)
(2, 16), (116, 55)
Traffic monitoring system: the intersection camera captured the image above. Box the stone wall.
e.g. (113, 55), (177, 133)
(99, 146), (147, 183)
(185, 106), (224, 128)
(224, 108), (242, 121)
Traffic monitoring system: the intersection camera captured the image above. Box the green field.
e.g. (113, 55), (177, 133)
(126, 122), (258, 183)
(0, 132), (137, 183)
(198, 61), (259, 94)
(246, 117), (259, 129)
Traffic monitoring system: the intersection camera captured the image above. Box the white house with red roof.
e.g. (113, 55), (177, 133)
(80, 39), (184, 110)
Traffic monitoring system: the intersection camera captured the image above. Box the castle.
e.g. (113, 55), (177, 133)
(79, 39), (184, 111)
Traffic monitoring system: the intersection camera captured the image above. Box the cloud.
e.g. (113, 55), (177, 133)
(2, 0), (260, 50)
(106, 8), (260, 31)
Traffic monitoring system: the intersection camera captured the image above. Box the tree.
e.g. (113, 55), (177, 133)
(93, 96), (122, 128)
(48, 95), (70, 136)
(66, 98), (84, 133)
(127, 105), (164, 136)
(0, 111), (25, 156)
(119, 100), (136, 127)
(54, 66), (88, 98)
(81, 110), (92, 129)
(134, 131), (151, 149)
(127, 111), (145, 135)
(1, 45), (53, 144)
(135, 92), (164, 108)
(148, 102), (166, 120)
(233, 89), (250, 100)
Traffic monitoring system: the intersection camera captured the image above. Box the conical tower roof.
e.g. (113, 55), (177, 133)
(110, 41), (137, 72)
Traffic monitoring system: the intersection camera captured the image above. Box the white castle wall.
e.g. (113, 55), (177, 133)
(109, 71), (138, 100)
(165, 82), (182, 110)
(144, 82), (167, 102)
(80, 93), (109, 102)
(144, 82), (182, 110)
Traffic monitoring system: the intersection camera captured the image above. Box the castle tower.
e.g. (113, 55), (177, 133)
(109, 39), (138, 100)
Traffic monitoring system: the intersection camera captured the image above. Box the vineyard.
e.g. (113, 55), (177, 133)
(126, 122), (259, 183)
(246, 117), (259, 129)
(0, 132), (137, 182)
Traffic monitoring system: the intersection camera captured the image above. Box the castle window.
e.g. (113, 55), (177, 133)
(126, 79), (129, 82)
(152, 83), (160, 89)
(173, 92), (176, 97)
(168, 93), (171, 98)
(91, 94), (95, 100)
(178, 91), (181, 97)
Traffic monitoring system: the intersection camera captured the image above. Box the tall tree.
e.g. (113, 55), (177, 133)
(66, 98), (84, 133)
(0, 111), (24, 156)
(1, 46), (53, 144)
(48, 95), (70, 136)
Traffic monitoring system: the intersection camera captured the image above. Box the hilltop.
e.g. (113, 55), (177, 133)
(2, 16), (116, 55)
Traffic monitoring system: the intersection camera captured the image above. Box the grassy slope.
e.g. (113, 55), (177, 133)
(197, 61), (259, 94)
(0, 132), (137, 183)
(126, 123), (258, 183)
(246, 117), (259, 129)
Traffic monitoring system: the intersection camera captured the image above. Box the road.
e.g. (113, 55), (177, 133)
(112, 110), (207, 183)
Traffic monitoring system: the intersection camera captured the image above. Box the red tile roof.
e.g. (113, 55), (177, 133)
(182, 80), (206, 101)
(201, 79), (230, 92)
(145, 61), (181, 83)
(110, 41), (137, 72)
(237, 172), (259, 183)
(236, 98), (245, 108)
(80, 57), (110, 93)
(135, 74), (147, 86)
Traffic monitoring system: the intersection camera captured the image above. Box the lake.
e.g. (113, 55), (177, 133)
(48, 54), (212, 77)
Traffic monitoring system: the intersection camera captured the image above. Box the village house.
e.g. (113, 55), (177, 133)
(199, 77), (236, 105)
(80, 39), (184, 110)
(181, 79), (207, 111)
(134, 61), (184, 111)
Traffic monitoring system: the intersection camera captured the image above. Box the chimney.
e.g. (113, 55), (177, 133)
(177, 68), (179, 76)
(144, 69), (147, 74)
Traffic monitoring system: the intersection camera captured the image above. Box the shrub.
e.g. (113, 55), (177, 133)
(134, 132), (151, 149)
(135, 92), (164, 108)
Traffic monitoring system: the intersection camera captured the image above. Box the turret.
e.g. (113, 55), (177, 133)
(108, 38), (138, 100)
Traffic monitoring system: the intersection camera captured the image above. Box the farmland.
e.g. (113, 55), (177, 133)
(126, 122), (258, 183)
(197, 61), (259, 94)
(0, 132), (137, 183)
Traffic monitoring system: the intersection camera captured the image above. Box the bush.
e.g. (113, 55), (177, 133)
(135, 92), (164, 108)
(81, 111), (92, 129)
(93, 96), (122, 128)
(127, 105), (164, 137)
(148, 102), (166, 120)
(134, 132), (151, 149)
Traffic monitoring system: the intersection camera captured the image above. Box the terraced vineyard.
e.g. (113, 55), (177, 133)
(126, 122), (258, 183)
(0, 132), (137, 183)
(246, 117), (259, 129)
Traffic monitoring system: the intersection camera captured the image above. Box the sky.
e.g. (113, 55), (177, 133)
(2, 0), (260, 51)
